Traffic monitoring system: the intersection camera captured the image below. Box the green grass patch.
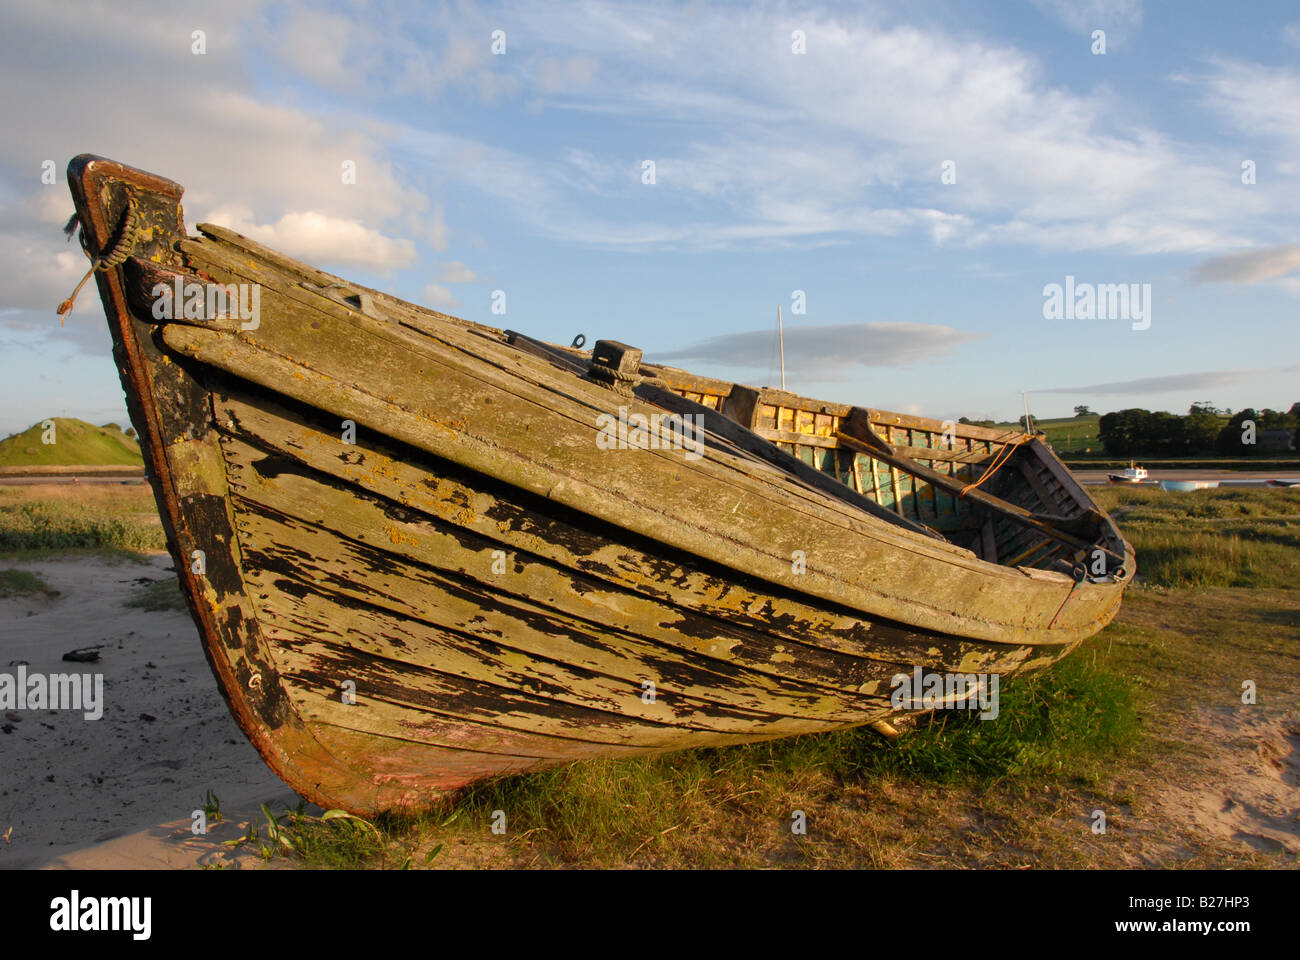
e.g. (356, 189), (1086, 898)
(0, 568), (57, 598)
(842, 645), (1142, 786)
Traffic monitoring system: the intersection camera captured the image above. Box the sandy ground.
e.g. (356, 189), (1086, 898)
(0, 554), (300, 869)
(1151, 708), (1300, 857)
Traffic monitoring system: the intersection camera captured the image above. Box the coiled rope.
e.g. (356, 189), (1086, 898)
(958, 433), (1031, 497)
(587, 360), (642, 397)
(57, 197), (142, 325)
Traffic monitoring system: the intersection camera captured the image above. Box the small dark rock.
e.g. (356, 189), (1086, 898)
(139, 713), (157, 722)
(62, 648), (101, 663)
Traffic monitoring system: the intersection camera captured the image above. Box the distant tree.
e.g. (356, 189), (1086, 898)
(124, 427), (136, 439)
(1183, 411), (1220, 453)
(957, 416), (972, 425)
(1256, 408), (1290, 429)
(1216, 408), (1259, 455)
(1098, 408), (1150, 456)
(1288, 401), (1300, 419)
(1188, 401), (1218, 416)
(1018, 414), (1038, 430)
(1072, 405), (1094, 417)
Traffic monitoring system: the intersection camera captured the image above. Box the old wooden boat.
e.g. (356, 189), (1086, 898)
(65, 155), (1134, 814)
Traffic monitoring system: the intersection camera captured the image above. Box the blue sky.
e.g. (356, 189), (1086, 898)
(1, 0), (1297, 436)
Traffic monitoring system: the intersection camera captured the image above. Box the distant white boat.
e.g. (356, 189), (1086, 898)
(1108, 462), (1149, 484)
(1158, 479), (1219, 492)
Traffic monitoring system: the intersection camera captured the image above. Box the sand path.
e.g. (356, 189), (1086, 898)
(0, 554), (299, 869)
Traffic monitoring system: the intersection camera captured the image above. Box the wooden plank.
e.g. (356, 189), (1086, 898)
(752, 426), (839, 449)
(865, 408), (1022, 443)
(223, 460), (901, 718)
(892, 444), (997, 465)
(1005, 537), (1056, 569)
(720, 384), (761, 429)
(869, 455), (884, 508)
(214, 390), (1026, 671)
(888, 440), (905, 518)
(1016, 457), (1061, 513)
(980, 519), (998, 564)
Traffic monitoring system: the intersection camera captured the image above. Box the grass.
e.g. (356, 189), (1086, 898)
(0, 567), (57, 598)
(123, 575), (187, 611)
(0, 483), (165, 555)
(1021, 414), (1101, 452)
(0, 418), (143, 468)
(1092, 486), (1300, 588)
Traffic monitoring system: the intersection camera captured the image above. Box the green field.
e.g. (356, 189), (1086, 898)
(1020, 414), (1102, 452)
(0, 483), (164, 555)
(0, 418), (143, 468)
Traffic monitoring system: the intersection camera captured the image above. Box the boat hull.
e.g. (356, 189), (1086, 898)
(68, 155), (1132, 813)
(1158, 480), (1220, 492)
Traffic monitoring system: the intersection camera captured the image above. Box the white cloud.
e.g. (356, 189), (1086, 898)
(203, 206), (416, 270)
(422, 3), (1269, 255)
(0, 0), (449, 350)
(1030, 0), (1143, 39)
(1038, 367), (1300, 395)
(422, 283), (457, 308)
(437, 261), (479, 283)
(655, 321), (985, 371)
(1187, 57), (1300, 179)
(1192, 244), (1300, 284)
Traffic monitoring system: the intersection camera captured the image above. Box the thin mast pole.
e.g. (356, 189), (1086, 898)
(1021, 390), (1033, 434)
(778, 304), (786, 390)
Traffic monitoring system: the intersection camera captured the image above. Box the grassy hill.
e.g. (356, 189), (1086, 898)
(0, 418), (143, 467)
(985, 414), (1103, 453)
